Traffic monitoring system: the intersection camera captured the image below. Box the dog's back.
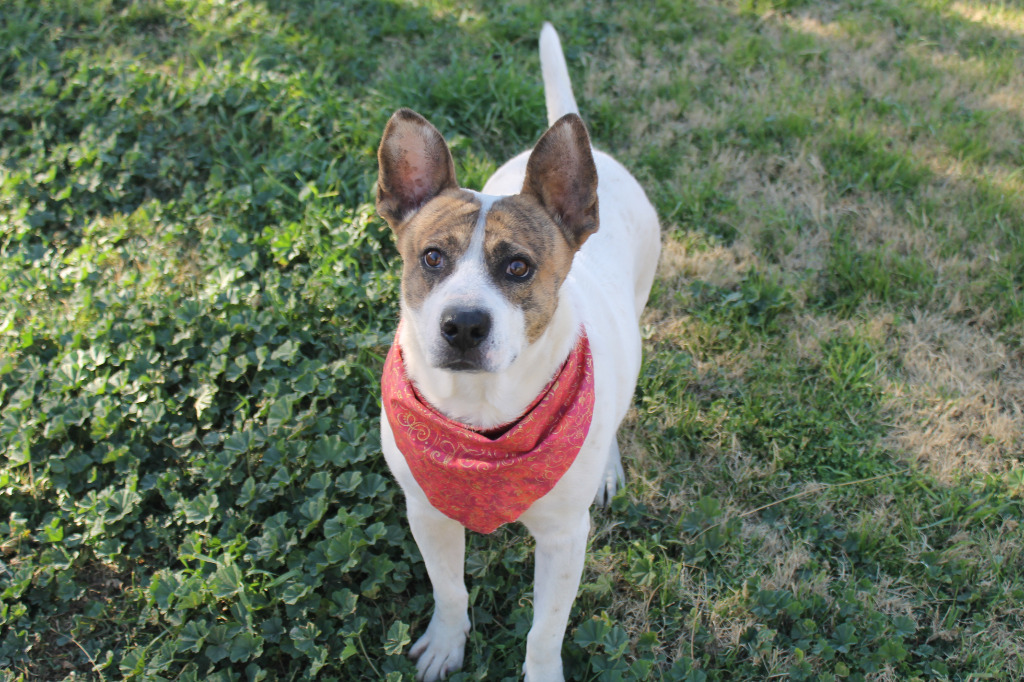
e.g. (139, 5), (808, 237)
(480, 23), (660, 506)
(483, 24), (660, 401)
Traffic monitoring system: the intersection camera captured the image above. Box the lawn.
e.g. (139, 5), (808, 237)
(1, 0), (1022, 680)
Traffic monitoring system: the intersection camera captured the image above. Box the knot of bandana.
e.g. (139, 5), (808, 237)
(381, 332), (595, 534)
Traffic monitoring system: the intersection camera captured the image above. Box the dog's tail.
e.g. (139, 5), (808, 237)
(539, 22), (580, 127)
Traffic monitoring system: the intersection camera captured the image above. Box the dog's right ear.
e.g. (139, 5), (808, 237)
(376, 108), (459, 233)
(521, 113), (599, 251)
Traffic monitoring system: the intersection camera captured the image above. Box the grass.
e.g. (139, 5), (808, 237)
(1, 0), (1022, 680)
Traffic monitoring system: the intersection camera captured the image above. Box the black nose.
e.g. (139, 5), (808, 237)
(440, 308), (492, 352)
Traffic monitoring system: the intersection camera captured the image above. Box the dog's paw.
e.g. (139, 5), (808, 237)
(410, 612), (471, 681)
(593, 439), (625, 508)
(523, 654), (565, 682)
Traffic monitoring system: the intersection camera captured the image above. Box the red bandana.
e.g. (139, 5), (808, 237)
(381, 332), (595, 534)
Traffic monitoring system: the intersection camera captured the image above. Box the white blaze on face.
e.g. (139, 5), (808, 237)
(407, 191), (527, 373)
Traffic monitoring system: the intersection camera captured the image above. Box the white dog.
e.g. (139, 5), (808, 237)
(376, 23), (660, 682)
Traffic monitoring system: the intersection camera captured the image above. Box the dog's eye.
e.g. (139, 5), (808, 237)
(506, 259), (532, 279)
(422, 249), (445, 269)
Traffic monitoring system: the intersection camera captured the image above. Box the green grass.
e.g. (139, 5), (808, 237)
(2, 0), (1023, 680)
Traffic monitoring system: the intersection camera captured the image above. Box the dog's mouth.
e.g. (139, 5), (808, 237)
(434, 347), (517, 373)
(440, 357), (485, 372)
(433, 343), (489, 372)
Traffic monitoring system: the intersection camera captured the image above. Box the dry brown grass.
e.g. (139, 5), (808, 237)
(601, 0), (1023, 482)
(884, 311), (1024, 480)
(948, 0), (1024, 35)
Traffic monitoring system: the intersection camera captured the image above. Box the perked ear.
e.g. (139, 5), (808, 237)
(521, 113), (599, 250)
(376, 108), (459, 232)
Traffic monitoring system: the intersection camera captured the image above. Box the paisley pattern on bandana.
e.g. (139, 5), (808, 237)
(382, 331), (595, 534)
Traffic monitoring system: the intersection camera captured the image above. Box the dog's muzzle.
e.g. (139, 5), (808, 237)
(440, 307), (491, 351)
(439, 307), (491, 370)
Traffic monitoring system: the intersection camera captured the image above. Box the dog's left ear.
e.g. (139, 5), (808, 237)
(377, 108), (459, 233)
(521, 113), (599, 250)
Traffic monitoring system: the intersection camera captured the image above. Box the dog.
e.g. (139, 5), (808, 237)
(376, 22), (660, 682)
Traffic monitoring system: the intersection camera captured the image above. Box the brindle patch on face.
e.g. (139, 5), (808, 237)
(397, 188), (481, 311)
(484, 195), (577, 342)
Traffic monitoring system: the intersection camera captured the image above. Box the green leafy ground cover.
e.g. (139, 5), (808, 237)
(1, 0), (1022, 680)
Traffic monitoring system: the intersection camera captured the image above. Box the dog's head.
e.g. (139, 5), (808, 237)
(376, 108), (598, 373)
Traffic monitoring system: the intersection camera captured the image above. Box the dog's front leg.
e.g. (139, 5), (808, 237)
(406, 496), (471, 682)
(522, 510), (590, 682)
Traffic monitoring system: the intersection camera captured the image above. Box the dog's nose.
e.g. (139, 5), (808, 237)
(440, 308), (491, 352)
